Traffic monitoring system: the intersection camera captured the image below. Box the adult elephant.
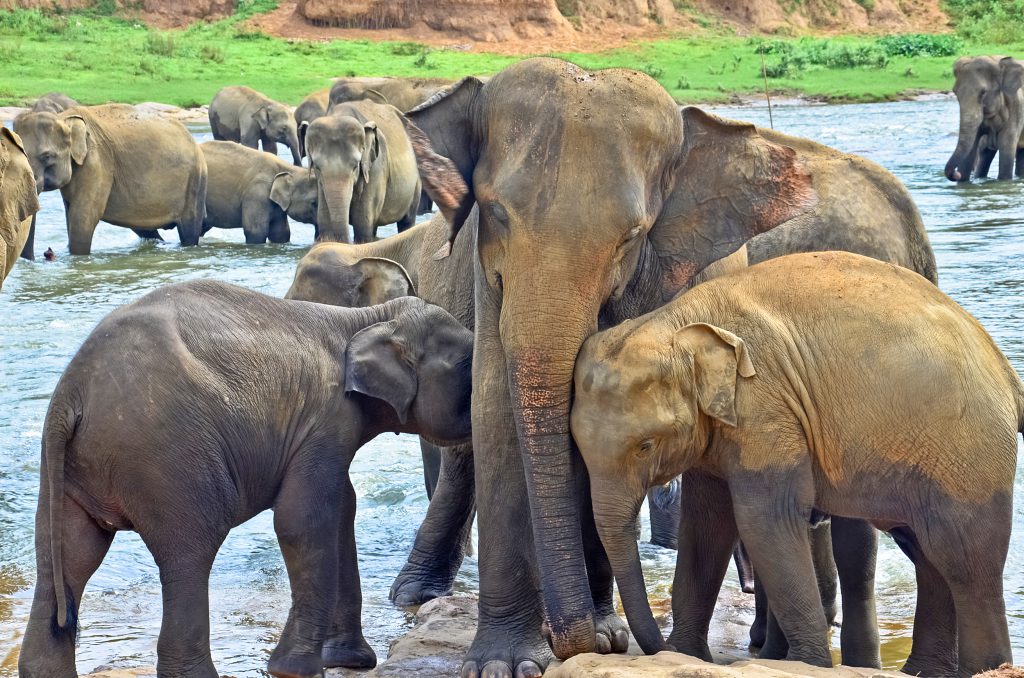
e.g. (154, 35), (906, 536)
(304, 101), (421, 243)
(18, 93), (79, 260)
(405, 57), (936, 676)
(14, 105), (207, 256)
(945, 56), (1024, 182)
(1, 128), (39, 289)
(200, 141), (318, 243)
(209, 86), (302, 167)
(329, 77), (452, 114)
(294, 88), (331, 159)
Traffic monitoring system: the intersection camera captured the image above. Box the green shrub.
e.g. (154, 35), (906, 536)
(877, 33), (963, 57)
(854, 0), (875, 9)
(945, 0), (1024, 43)
(145, 31), (175, 56)
(555, 0), (579, 17)
(643, 63), (665, 78)
(757, 37), (889, 78)
(389, 41), (422, 56)
(200, 44), (225, 63)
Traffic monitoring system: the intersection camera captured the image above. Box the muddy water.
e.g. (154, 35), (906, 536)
(1, 97), (1022, 674)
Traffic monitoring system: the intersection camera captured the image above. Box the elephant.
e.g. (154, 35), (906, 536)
(31, 92), (79, 115)
(404, 57), (938, 677)
(294, 87), (331, 159)
(945, 56), (1024, 182)
(209, 86), (302, 167)
(329, 77), (453, 114)
(17, 282), (473, 678)
(286, 211), (479, 606)
(1, 127), (39, 289)
(200, 141), (318, 244)
(17, 93), (79, 260)
(14, 105), (207, 256)
(571, 251), (1021, 676)
(304, 101), (421, 244)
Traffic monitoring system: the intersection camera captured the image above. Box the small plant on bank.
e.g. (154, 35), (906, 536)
(643, 63), (665, 79)
(145, 31), (175, 56)
(200, 44), (225, 63)
(389, 41), (422, 56)
(413, 46), (435, 69)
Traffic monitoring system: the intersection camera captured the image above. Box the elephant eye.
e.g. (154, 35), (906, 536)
(637, 439), (656, 457)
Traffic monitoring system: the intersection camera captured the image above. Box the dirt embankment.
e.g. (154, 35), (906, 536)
(0, 0), (954, 51)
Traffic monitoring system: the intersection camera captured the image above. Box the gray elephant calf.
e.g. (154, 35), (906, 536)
(210, 86), (302, 167)
(200, 141), (318, 244)
(14, 105), (207, 255)
(303, 101), (421, 243)
(18, 282), (473, 678)
(572, 251), (1022, 677)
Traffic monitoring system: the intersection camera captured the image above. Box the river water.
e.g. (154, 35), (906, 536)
(0, 96), (1022, 674)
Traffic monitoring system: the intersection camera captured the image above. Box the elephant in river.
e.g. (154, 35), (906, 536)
(304, 101), (421, 243)
(209, 86), (302, 167)
(287, 211), (479, 605)
(404, 57), (937, 677)
(18, 282), (473, 678)
(14, 105), (207, 255)
(945, 56), (1024, 182)
(329, 77), (453, 114)
(294, 87), (331, 159)
(572, 251), (1021, 677)
(0, 128), (39, 289)
(17, 93), (79, 260)
(200, 141), (318, 243)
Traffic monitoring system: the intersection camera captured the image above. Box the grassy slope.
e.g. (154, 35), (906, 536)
(1, 4), (1022, 108)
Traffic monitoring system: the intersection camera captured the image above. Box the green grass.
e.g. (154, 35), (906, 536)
(1, 5), (1022, 108)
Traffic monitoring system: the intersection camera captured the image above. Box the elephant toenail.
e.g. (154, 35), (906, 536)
(516, 660), (543, 678)
(596, 633), (612, 654)
(613, 629), (630, 651)
(461, 660), (480, 678)
(481, 660), (513, 678)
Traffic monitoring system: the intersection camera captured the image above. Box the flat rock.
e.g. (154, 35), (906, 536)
(548, 653), (904, 678)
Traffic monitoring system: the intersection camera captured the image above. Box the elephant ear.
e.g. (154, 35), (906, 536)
(953, 56), (973, 79)
(362, 88), (389, 105)
(354, 257), (416, 305)
(66, 115), (88, 166)
(1000, 57), (1024, 97)
(344, 319), (417, 424)
(404, 76), (484, 258)
(269, 171), (293, 211)
(253, 105), (271, 127)
(360, 121), (380, 184)
(651, 108), (817, 299)
(673, 322), (756, 428)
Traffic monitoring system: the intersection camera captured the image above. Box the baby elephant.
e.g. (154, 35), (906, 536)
(209, 86), (302, 166)
(18, 282), (473, 678)
(201, 141), (318, 243)
(571, 251), (1022, 677)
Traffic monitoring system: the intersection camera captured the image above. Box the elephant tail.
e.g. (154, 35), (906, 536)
(43, 402), (77, 633)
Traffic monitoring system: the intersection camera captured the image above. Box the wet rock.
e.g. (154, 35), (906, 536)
(548, 653), (905, 678)
(975, 665), (1024, 678)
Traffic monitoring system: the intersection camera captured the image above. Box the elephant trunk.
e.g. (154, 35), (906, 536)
(946, 110), (984, 182)
(316, 172), (354, 243)
(593, 494), (669, 655)
(501, 280), (602, 660)
(287, 128), (302, 167)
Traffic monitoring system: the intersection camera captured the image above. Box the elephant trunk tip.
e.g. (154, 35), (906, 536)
(548, 615), (597, 660)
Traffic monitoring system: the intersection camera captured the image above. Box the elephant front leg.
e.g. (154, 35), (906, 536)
(666, 470), (737, 661)
(730, 462), (832, 668)
(996, 130), (1019, 180)
(322, 476), (376, 669)
(268, 465), (341, 678)
(390, 441), (475, 607)
(63, 181), (110, 255)
(462, 288), (552, 678)
(975, 146), (997, 178)
(19, 213), (36, 260)
(1016, 147), (1024, 178)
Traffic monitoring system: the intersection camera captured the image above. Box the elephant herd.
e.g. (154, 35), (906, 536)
(4, 55), (1024, 678)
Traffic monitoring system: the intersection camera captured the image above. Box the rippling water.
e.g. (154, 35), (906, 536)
(1, 97), (1022, 674)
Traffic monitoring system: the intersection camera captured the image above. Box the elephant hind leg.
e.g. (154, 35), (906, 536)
(177, 164), (207, 247)
(19, 494), (115, 678)
(1016, 147), (1024, 178)
(831, 517), (880, 669)
(890, 526), (958, 676)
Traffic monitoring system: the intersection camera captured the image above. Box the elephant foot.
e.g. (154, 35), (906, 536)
(667, 630), (713, 663)
(389, 561), (457, 607)
(593, 612), (630, 654)
(267, 650), (324, 678)
(322, 635), (377, 669)
(462, 620), (553, 678)
(748, 617), (766, 652)
(902, 653), (958, 678)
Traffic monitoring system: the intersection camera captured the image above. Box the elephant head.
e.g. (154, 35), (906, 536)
(344, 298), (472, 445)
(270, 169), (319, 226)
(1, 127), (41, 287)
(405, 57), (814, 657)
(13, 111), (89, 193)
(256, 103), (302, 166)
(285, 243), (414, 307)
(946, 56), (1024, 181)
(570, 320), (755, 654)
(304, 111), (381, 243)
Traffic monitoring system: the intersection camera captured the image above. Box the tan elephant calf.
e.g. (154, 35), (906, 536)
(571, 251), (1022, 678)
(0, 128), (40, 288)
(14, 105), (207, 255)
